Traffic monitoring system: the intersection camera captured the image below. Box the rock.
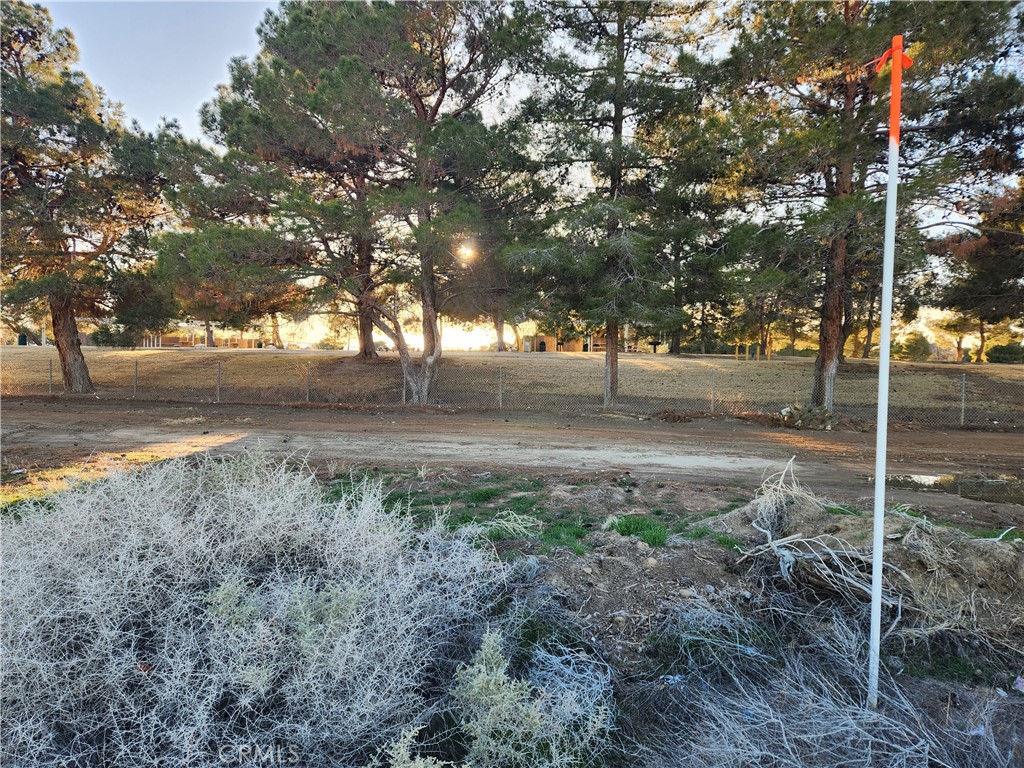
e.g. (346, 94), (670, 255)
(704, 584), (716, 595)
(635, 540), (651, 553)
(581, 565), (594, 575)
(678, 588), (696, 599)
(612, 615), (627, 627)
(643, 557), (659, 569)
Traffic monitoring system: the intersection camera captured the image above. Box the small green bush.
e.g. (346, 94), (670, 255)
(984, 342), (1024, 364)
(892, 332), (933, 361)
(453, 633), (612, 768)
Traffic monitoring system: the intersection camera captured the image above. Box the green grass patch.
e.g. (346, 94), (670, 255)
(614, 515), (668, 547)
(463, 486), (508, 504)
(826, 504), (863, 517)
(713, 534), (743, 552)
(542, 520), (589, 555)
(717, 496), (750, 514)
(510, 477), (546, 492)
(676, 525), (712, 540)
(410, 494), (457, 508)
(960, 526), (1023, 542)
(504, 494), (542, 515)
(383, 489), (412, 507)
(904, 653), (977, 683)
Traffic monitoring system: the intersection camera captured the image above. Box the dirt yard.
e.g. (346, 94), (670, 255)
(3, 397), (1021, 532)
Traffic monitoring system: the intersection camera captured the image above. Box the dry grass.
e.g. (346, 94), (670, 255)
(3, 348), (1021, 421)
(638, 595), (1022, 768)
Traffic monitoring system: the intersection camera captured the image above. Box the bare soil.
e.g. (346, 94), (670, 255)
(3, 397), (1021, 525)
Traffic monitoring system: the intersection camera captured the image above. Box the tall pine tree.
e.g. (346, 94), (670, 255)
(722, 0), (1023, 409)
(1, 1), (164, 391)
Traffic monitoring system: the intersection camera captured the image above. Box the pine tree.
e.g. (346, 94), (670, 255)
(721, 0), (1023, 408)
(201, 1), (539, 402)
(522, 0), (707, 405)
(1, 1), (164, 391)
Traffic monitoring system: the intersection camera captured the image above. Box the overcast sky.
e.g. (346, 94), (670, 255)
(47, 1), (277, 140)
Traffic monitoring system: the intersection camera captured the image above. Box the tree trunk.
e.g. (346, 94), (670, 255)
(758, 320), (772, 360)
(669, 253), (683, 354)
(49, 294), (93, 393)
(600, 10), (626, 409)
(205, 319), (216, 347)
(604, 318), (619, 408)
(851, 332), (864, 359)
(493, 313), (507, 352)
(271, 313), (283, 347)
(955, 335), (964, 362)
(840, 280), (855, 363)
(813, 63), (860, 409)
(368, 298), (417, 402)
(355, 235), (378, 360)
(862, 288), (877, 359)
(812, 234), (847, 411)
(511, 323), (522, 352)
(669, 329), (681, 355)
(699, 305), (709, 355)
(403, 231), (442, 405)
(977, 320), (986, 363)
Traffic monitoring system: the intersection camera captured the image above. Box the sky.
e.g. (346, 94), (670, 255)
(47, 1), (277, 141)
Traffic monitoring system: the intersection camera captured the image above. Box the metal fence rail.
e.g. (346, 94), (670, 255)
(3, 351), (1022, 430)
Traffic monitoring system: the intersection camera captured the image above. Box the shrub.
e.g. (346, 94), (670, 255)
(91, 323), (141, 348)
(893, 331), (933, 361)
(452, 633), (612, 768)
(1, 453), (517, 767)
(985, 342), (1024, 364)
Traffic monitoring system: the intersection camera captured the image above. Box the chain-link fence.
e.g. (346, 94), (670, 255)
(3, 350), (1022, 429)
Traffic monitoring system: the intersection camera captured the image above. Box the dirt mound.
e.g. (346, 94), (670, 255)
(542, 531), (747, 665)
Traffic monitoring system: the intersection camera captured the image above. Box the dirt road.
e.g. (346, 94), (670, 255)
(3, 396), (1021, 502)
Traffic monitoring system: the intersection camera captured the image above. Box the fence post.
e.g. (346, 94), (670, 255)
(498, 366), (504, 410)
(216, 361), (222, 404)
(306, 361), (311, 403)
(710, 369), (717, 415)
(960, 373), (966, 427)
(133, 359), (139, 399)
(48, 359), (53, 395)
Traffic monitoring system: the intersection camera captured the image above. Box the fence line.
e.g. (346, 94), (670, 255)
(3, 353), (1022, 430)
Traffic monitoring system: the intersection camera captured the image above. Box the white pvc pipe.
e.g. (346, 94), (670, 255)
(867, 135), (900, 711)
